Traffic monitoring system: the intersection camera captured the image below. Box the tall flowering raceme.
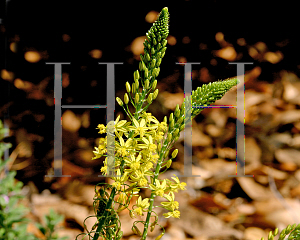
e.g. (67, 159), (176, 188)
(77, 7), (239, 240)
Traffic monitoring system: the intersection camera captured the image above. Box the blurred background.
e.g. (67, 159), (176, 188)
(1, 0), (300, 239)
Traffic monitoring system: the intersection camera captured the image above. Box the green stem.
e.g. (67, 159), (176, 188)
(92, 86), (147, 240)
(92, 187), (116, 240)
(141, 151), (165, 239)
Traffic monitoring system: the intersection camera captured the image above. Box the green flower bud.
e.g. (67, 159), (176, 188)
(116, 97), (123, 107)
(162, 39), (168, 47)
(173, 128), (179, 137)
(126, 81), (131, 93)
(274, 228), (278, 236)
(152, 67), (160, 78)
(157, 35), (161, 42)
(157, 52), (162, 58)
(152, 79), (157, 90)
(147, 93), (153, 104)
(124, 93), (129, 104)
(166, 159), (172, 168)
(144, 68), (149, 78)
(135, 79), (139, 90)
(180, 102), (185, 115)
(172, 149), (178, 158)
(179, 124), (185, 132)
(156, 58), (162, 67)
(174, 135), (179, 142)
(169, 113), (174, 122)
(169, 120), (174, 130)
(151, 47), (155, 55)
(139, 61), (146, 71)
(146, 53), (151, 62)
(163, 116), (167, 123)
(167, 133), (172, 142)
(150, 59), (156, 68)
(157, 143), (161, 152)
(132, 82), (136, 94)
(153, 38), (157, 45)
(134, 70), (140, 81)
(175, 104), (180, 117)
(157, 42), (162, 51)
(135, 93), (139, 103)
(153, 89), (159, 99)
(177, 116), (184, 124)
(164, 149), (170, 158)
(145, 79), (149, 89)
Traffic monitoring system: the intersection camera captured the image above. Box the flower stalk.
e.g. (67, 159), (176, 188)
(84, 7), (240, 240)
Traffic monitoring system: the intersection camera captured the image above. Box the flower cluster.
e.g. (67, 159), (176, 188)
(88, 7), (240, 240)
(93, 111), (186, 219)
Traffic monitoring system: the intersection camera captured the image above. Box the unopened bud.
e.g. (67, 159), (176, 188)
(146, 53), (151, 62)
(153, 89), (159, 99)
(157, 42), (161, 51)
(162, 39), (168, 47)
(144, 79), (149, 89)
(172, 149), (178, 158)
(150, 59), (156, 68)
(135, 93), (139, 104)
(164, 149), (170, 158)
(135, 79), (139, 90)
(166, 159), (172, 168)
(147, 93), (153, 104)
(126, 81), (131, 93)
(175, 104), (180, 117)
(157, 143), (161, 152)
(144, 68), (149, 78)
(124, 93), (129, 104)
(152, 80), (157, 90)
(151, 47), (155, 55)
(134, 70), (140, 81)
(156, 58), (162, 67)
(155, 232), (164, 240)
(173, 128), (179, 137)
(139, 61), (146, 71)
(132, 83), (136, 94)
(116, 97), (123, 107)
(163, 116), (167, 123)
(169, 113), (174, 123)
(153, 38), (157, 45)
(167, 133), (172, 142)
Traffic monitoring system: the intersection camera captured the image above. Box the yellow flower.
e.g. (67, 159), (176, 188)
(130, 170), (149, 187)
(168, 175), (187, 192)
(115, 136), (134, 157)
(161, 192), (179, 211)
(114, 115), (131, 137)
(128, 118), (148, 138)
(138, 136), (157, 153)
(163, 210), (180, 218)
(142, 112), (159, 125)
(112, 169), (129, 191)
(149, 179), (167, 197)
(133, 196), (150, 216)
(96, 124), (106, 134)
(158, 122), (168, 132)
(124, 154), (142, 173)
(154, 131), (164, 141)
